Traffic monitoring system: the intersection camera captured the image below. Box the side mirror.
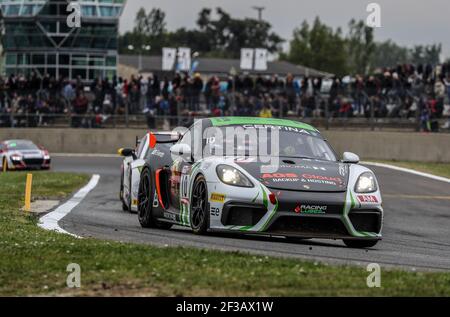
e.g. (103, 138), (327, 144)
(170, 143), (192, 161)
(342, 152), (360, 164)
(118, 148), (136, 160)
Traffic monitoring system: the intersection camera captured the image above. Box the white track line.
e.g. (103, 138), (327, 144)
(38, 174), (100, 237)
(363, 161), (450, 184)
(52, 153), (119, 158)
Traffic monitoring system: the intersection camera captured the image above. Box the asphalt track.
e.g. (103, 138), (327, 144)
(53, 156), (450, 271)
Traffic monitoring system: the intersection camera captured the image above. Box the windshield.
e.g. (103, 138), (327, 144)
(203, 126), (337, 162)
(6, 141), (39, 151)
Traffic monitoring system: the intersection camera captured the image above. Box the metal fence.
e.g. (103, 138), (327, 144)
(1, 112), (449, 132)
(1, 89), (449, 132)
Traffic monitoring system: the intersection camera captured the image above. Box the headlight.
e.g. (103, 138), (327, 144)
(216, 165), (253, 188)
(355, 172), (377, 193)
(44, 155), (50, 160)
(11, 155), (22, 161)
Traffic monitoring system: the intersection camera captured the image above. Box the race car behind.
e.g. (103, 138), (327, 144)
(0, 139), (51, 171)
(118, 132), (179, 212)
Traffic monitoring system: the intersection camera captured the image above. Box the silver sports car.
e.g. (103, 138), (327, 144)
(0, 139), (51, 171)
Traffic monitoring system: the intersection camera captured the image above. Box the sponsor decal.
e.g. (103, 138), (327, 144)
(242, 124), (311, 135)
(273, 178), (299, 182)
(151, 149), (165, 158)
(357, 195), (379, 203)
(210, 207), (220, 217)
(262, 164), (327, 171)
(262, 173), (300, 183)
(210, 193), (226, 203)
(152, 191), (159, 207)
(163, 212), (176, 221)
(132, 199), (138, 206)
(338, 163), (347, 177)
(302, 174), (342, 182)
(262, 173), (298, 179)
(295, 204), (327, 214)
(181, 165), (191, 174)
(210, 117), (317, 132)
(300, 173), (343, 186)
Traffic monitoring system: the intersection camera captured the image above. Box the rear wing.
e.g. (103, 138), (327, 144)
(148, 132), (181, 148)
(135, 132), (180, 148)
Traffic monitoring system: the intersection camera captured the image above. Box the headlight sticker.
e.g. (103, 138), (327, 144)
(357, 195), (379, 204)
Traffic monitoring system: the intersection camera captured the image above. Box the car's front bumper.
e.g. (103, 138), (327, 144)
(10, 158), (51, 170)
(210, 184), (383, 240)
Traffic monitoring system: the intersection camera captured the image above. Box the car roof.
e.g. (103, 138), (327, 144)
(4, 139), (35, 145)
(209, 117), (319, 132)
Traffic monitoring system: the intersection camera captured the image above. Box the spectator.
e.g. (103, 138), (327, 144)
(72, 91), (89, 128)
(259, 103), (272, 118)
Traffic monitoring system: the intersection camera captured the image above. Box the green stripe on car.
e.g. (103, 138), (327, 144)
(210, 117), (317, 132)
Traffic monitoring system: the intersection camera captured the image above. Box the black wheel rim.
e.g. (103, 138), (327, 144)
(191, 180), (207, 229)
(138, 172), (150, 218)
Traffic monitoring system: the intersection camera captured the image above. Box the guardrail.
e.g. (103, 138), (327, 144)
(1, 128), (449, 162)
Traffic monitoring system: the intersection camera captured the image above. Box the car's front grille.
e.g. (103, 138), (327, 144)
(349, 210), (382, 233)
(23, 158), (44, 166)
(221, 203), (267, 226)
(267, 216), (349, 236)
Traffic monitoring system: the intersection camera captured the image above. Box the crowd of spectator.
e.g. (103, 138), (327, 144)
(1, 62), (450, 131)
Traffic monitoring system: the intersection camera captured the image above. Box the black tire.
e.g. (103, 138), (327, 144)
(138, 168), (172, 229)
(343, 239), (379, 249)
(190, 175), (209, 234)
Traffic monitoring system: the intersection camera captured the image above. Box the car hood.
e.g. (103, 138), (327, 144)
(233, 157), (349, 192)
(9, 150), (44, 158)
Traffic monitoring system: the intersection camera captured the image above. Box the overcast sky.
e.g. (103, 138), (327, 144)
(120, 0), (450, 58)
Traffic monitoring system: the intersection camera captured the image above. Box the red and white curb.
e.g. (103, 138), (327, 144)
(38, 174), (100, 237)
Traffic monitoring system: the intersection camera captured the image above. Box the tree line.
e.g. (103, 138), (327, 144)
(119, 7), (443, 76)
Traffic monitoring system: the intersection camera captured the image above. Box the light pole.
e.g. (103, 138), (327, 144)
(252, 6), (265, 21)
(128, 44), (151, 72)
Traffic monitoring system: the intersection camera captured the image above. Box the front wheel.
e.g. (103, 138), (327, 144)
(343, 239), (379, 249)
(190, 175), (209, 234)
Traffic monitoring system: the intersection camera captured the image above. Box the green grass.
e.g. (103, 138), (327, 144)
(1, 171), (450, 296)
(371, 160), (450, 178)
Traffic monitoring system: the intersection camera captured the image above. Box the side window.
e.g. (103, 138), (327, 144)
(193, 121), (203, 159)
(136, 135), (147, 159)
(179, 121), (203, 160)
(179, 130), (192, 147)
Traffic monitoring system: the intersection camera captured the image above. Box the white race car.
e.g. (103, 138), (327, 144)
(118, 132), (178, 212)
(1, 139), (51, 171)
(120, 118), (383, 248)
